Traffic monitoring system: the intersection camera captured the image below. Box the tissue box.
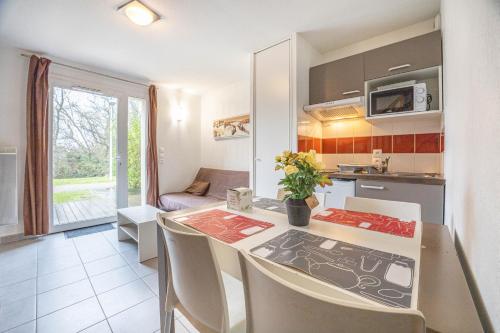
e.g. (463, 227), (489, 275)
(227, 187), (253, 212)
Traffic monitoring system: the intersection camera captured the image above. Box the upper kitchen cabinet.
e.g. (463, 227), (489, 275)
(364, 30), (442, 80)
(309, 53), (364, 104)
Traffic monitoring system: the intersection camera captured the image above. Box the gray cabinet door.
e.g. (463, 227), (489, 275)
(309, 54), (364, 105)
(364, 30), (442, 80)
(355, 179), (444, 224)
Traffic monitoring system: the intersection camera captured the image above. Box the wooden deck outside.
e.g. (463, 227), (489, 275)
(53, 197), (116, 225)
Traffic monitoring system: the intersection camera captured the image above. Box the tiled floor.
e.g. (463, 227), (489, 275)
(0, 227), (198, 333)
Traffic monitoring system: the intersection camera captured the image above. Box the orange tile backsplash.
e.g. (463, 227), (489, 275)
(393, 134), (415, 153)
(298, 133), (444, 154)
(353, 136), (372, 154)
(415, 133), (440, 153)
(322, 138), (337, 154)
(372, 135), (393, 153)
(337, 137), (354, 154)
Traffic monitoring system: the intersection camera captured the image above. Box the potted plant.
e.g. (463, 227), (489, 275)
(275, 150), (332, 226)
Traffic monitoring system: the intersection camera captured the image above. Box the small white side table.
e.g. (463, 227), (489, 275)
(117, 205), (163, 262)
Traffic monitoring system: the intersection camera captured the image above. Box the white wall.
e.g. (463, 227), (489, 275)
(157, 88), (201, 193)
(200, 80), (250, 171)
(0, 43), (28, 237)
(441, 0), (500, 331)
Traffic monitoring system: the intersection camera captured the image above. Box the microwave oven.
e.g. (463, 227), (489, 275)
(369, 82), (427, 117)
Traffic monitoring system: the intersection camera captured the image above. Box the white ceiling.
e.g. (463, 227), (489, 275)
(0, 0), (439, 93)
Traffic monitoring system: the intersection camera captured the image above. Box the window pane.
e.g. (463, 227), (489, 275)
(127, 97), (146, 207)
(52, 87), (117, 225)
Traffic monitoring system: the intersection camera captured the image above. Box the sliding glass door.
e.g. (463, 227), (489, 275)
(49, 78), (147, 232)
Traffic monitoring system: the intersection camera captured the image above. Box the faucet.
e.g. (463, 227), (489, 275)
(380, 156), (390, 173)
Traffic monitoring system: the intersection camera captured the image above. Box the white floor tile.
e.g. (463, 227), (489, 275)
(0, 248), (37, 275)
(0, 278), (36, 306)
(177, 313), (200, 333)
(107, 297), (160, 333)
(174, 320), (191, 333)
(37, 279), (95, 317)
(98, 279), (154, 317)
(37, 251), (81, 276)
(0, 263), (37, 289)
(4, 320), (36, 333)
(142, 273), (159, 296)
(37, 265), (87, 294)
(108, 238), (138, 253)
(37, 241), (77, 259)
(36, 235), (73, 252)
(78, 244), (117, 263)
(122, 250), (158, 277)
(0, 296), (36, 332)
(90, 266), (138, 295)
(36, 297), (105, 333)
(79, 320), (112, 333)
(84, 253), (127, 277)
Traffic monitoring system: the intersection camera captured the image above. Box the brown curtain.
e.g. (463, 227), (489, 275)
(23, 55), (51, 236)
(146, 85), (159, 207)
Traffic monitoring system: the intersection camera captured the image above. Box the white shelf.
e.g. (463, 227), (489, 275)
(119, 224), (138, 242)
(366, 110), (442, 121)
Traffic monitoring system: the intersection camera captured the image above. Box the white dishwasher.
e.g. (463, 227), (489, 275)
(315, 178), (356, 209)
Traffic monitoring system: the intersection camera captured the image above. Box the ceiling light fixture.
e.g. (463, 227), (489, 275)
(118, 0), (160, 26)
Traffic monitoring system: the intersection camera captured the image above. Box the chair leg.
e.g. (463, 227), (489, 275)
(164, 310), (175, 333)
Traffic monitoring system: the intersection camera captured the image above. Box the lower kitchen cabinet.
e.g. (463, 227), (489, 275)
(355, 179), (444, 224)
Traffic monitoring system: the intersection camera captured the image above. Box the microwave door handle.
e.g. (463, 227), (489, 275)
(388, 64), (411, 72)
(342, 90), (361, 95)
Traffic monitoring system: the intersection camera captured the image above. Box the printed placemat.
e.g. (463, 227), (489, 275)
(252, 197), (287, 214)
(313, 208), (416, 238)
(174, 209), (274, 244)
(251, 229), (415, 308)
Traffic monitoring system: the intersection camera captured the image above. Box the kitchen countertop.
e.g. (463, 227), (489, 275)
(321, 170), (445, 185)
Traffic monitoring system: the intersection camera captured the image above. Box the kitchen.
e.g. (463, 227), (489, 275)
(253, 19), (446, 225)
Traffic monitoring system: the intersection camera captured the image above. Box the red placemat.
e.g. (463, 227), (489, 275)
(312, 208), (416, 238)
(174, 209), (274, 244)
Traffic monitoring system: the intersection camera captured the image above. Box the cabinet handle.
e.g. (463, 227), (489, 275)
(360, 185), (385, 190)
(388, 64), (411, 72)
(342, 90), (361, 95)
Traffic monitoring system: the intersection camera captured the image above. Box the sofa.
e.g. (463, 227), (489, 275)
(159, 168), (249, 211)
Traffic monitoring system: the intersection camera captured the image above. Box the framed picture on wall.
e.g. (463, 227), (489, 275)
(213, 114), (250, 140)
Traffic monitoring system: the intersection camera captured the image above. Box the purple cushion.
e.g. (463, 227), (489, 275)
(159, 192), (221, 211)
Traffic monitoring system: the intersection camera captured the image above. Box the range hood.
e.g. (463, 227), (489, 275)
(303, 96), (365, 121)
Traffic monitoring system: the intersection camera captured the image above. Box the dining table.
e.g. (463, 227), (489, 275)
(156, 199), (483, 333)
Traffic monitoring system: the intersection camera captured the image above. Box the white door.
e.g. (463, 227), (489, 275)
(49, 72), (147, 233)
(254, 40), (291, 198)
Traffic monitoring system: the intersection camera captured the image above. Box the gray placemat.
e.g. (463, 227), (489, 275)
(251, 229), (415, 308)
(252, 197), (287, 214)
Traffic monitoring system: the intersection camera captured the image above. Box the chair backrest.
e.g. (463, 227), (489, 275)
(238, 251), (426, 333)
(157, 215), (229, 332)
(344, 196), (421, 222)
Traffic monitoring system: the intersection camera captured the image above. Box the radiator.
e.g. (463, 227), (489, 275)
(0, 147), (18, 225)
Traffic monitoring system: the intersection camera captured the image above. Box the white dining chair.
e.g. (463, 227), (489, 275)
(344, 196), (421, 222)
(238, 251), (426, 333)
(157, 215), (246, 333)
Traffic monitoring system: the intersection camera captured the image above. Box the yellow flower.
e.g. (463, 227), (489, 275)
(284, 165), (299, 175)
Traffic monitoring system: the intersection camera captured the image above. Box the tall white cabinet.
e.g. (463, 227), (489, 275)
(252, 39), (292, 198)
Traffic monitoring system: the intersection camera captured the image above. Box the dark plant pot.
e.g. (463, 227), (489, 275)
(285, 198), (311, 227)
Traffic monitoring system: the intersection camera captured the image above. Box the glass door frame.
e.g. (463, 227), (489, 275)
(48, 67), (148, 233)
